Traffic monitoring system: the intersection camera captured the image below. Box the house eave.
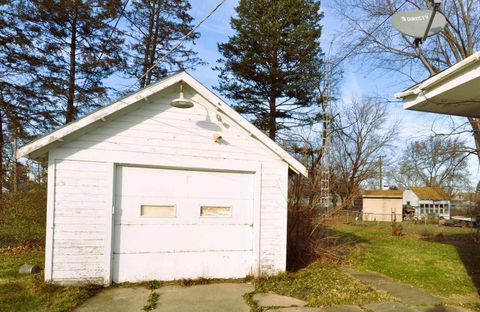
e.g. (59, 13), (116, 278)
(394, 51), (480, 118)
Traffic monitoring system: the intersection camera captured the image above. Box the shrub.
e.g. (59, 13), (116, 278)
(0, 183), (47, 247)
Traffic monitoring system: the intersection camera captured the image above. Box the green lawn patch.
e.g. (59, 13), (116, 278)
(251, 262), (391, 308)
(333, 222), (480, 298)
(0, 249), (101, 312)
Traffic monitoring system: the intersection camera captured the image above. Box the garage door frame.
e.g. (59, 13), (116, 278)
(102, 160), (262, 285)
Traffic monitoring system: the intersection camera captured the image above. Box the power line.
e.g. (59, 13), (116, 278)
(128, 0), (228, 92)
(95, 0), (130, 68)
(82, 0), (130, 90)
(333, 0), (408, 69)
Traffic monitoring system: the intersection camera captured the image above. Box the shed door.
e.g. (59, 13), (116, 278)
(112, 166), (255, 282)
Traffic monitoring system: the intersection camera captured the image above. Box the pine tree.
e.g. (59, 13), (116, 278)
(19, 0), (125, 124)
(215, 0), (323, 141)
(124, 0), (202, 89)
(0, 1), (54, 194)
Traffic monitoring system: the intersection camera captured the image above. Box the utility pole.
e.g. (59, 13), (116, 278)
(379, 155), (383, 190)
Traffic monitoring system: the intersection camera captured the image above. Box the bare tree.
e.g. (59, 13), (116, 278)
(330, 98), (399, 206)
(331, 0), (480, 160)
(394, 135), (470, 195)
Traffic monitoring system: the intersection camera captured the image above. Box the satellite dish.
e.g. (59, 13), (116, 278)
(391, 10), (446, 39)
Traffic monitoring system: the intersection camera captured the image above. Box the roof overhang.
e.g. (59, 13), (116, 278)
(362, 195), (403, 198)
(17, 71), (308, 177)
(395, 51), (480, 118)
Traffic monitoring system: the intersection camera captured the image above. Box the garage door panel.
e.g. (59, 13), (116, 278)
(117, 167), (254, 199)
(117, 167), (187, 198)
(115, 198), (253, 223)
(113, 224), (253, 253)
(182, 172), (254, 199)
(113, 250), (253, 282)
(113, 166), (255, 282)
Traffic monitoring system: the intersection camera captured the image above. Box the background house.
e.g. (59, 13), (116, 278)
(451, 192), (479, 216)
(16, 71), (307, 285)
(362, 190), (403, 222)
(403, 187), (451, 219)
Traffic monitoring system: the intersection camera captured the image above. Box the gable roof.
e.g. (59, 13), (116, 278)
(410, 186), (449, 200)
(363, 189), (403, 198)
(16, 71), (308, 177)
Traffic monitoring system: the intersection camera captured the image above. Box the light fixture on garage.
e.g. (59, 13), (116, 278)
(170, 80), (194, 109)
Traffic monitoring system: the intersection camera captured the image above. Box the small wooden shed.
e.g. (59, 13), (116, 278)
(362, 190), (403, 222)
(17, 71), (307, 285)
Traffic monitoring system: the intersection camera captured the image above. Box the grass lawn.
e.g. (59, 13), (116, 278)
(333, 222), (480, 299)
(0, 249), (101, 312)
(246, 262), (392, 308)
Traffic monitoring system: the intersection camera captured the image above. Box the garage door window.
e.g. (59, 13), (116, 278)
(141, 205), (176, 218)
(200, 206), (231, 217)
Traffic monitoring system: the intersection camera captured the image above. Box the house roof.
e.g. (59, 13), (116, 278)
(363, 189), (403, 198)
(410, 186), (449, 200)
(394, 51), (480, 118)
(452, 192), (478, 200)
(16, 71), (308, 177)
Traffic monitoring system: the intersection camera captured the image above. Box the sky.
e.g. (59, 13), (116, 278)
(173, 0), (480, 186)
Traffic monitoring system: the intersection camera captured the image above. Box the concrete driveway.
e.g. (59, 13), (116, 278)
(74, 283), (254, 312)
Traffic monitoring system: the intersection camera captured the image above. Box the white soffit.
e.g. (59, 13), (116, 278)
(394, 52), (480, 118)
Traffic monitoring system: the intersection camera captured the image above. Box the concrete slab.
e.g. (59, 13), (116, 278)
(363, 302), (417, 312)
(273, 308), (323, 311)
(350, 272), (443, 305)
(253, 292), (307, 308)
(413, 305), (475, 312)
(321, 305), (364, 312)
(74, 287), (151, 312)
(153, 283), (253, 312)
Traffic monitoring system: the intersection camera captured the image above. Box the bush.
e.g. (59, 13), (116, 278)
(0, 183), (47, 247)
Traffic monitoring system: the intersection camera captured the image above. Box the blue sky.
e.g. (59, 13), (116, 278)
(172, 0), (479, 184)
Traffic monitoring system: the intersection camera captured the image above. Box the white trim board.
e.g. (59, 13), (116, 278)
(16, 71), (307, 177)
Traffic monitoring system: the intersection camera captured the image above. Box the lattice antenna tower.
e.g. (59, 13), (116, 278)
(320, 58), (333, 212)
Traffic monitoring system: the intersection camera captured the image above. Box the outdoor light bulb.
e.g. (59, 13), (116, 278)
(170, 80), (194, 109)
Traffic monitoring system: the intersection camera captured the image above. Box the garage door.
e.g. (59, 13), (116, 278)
(112, 166), (255, 282)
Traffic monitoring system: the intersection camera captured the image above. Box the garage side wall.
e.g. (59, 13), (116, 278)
(46, 86), (290, 283)
(48, 159), (109, 283)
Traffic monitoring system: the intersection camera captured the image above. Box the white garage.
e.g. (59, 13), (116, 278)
(16, 71), (307, 285)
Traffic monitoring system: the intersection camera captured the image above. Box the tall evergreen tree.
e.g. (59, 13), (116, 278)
(19, 0), (125, 124)
(0, 1), (54, 194)
(216, 0), (323, 141)
(124, 0), (202, 89)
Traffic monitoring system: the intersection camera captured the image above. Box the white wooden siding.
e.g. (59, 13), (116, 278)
(403, 190), (419, 206)
(51, 160), (108, 283)
(48, 86), (289, 282)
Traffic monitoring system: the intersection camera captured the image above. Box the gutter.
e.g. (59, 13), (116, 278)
(395, 51), (480, 99)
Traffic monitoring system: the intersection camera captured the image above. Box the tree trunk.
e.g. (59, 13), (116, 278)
(146, 0), (162, 86)
(65, 7), (78, 124)
(0, 112), (4, 197)
(469, 117), (480, 160)
(11, 126), (17, 193)
(269, 97), (277, 140)
(140, 0), (157, 89)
